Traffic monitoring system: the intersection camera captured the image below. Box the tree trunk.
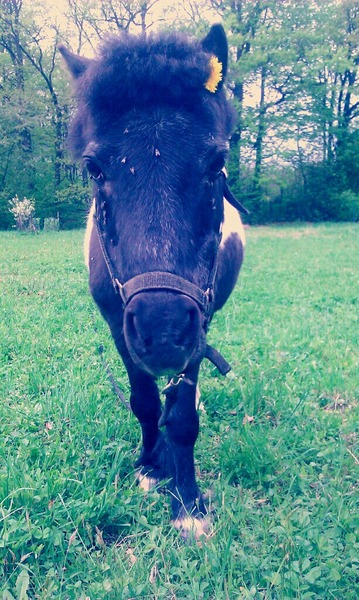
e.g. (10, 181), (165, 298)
(253, 65), (267, 195)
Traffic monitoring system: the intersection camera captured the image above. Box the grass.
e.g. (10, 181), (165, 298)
(0, 224), (358, 599)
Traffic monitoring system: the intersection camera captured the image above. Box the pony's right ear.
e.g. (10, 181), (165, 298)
(58, 45), (92, 79)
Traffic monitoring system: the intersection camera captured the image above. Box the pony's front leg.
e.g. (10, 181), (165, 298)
(162, 369), (209, 539)
(128, 368), (162, 470)
(113, 337), (164, 486)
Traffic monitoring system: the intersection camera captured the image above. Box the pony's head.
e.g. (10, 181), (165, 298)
(60, 25), (236, 377)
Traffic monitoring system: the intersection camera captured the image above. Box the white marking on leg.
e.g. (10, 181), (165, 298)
(172, 515), (211, 540)
(195, 384), (201, 404)
(135, 469), (159, 492)
(196, 384), (205, 411)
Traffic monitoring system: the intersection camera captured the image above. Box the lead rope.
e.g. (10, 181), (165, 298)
(97, 344), (131, 410)
(89, 307), (131, 411)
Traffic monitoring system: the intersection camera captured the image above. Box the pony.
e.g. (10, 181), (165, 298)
(60, 23), (246, 538)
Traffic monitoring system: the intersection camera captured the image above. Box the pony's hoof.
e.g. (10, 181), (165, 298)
(135, 468), (159, 492)
(172, 515), (211, 541)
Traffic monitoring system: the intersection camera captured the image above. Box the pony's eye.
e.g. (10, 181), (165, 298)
(83, 157), (104, 182)
(209, 153), (226, 176)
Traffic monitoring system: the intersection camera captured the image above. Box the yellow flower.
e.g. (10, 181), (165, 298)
(204, 56), (223, 93)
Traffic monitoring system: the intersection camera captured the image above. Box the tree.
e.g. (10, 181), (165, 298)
(18, 25), (65, 187)
(204, 0), (359, 222)
(1, 0), (358, 228)
(0, 0), (35, 226)
(64, 0), (163, 52)
(0, 0), (80, 227)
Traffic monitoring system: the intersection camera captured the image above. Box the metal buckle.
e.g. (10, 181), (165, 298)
(204, 287), (213, 312)
(114, 278), (127, 306)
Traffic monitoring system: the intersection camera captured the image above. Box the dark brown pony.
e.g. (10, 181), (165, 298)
(60, 24), (245, 538)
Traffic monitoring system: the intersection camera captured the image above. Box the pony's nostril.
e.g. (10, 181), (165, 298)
(143, 336), (153, 350)
(126, 312), (153, 351)
(125, 311), (136, 338)
(175, 307), (199, 347)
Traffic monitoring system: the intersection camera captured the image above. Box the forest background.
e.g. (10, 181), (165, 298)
(0, 0), (358, 229)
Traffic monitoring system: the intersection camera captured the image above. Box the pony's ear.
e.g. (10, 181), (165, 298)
(201, 24), (228, 86)
(58, 45), (92, 79)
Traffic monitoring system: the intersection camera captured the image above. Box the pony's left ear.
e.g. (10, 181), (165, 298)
(201, 23), (228, 86)
(58, 45), (92, 79)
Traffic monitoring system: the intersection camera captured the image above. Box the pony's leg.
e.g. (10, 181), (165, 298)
(127, 358), (162, 476)
(109, 329), (163, 484)
(128, 370), (165, 491)
(162, 370), (210, 538)
(129, 369), (162, 468)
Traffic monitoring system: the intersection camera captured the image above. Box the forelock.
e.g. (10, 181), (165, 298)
(68, 31), (236, 158)
(76, 32), (214, 114)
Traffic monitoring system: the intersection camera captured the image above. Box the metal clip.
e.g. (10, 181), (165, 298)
(162, 374), (186, 394)
(161, 373), (196, 394)
(204, 287), (214, 312)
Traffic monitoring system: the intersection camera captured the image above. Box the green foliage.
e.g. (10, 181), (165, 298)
(0, 192), (14, 230)
(224, 0), (359, 223)
(54, 184), (91, 230)
(0, 0), (358, 228)
(43, 218), (60, 232)
(0, 225), (358, 598)
(335, 190), (359, 221)
(228, 131), (359, 224)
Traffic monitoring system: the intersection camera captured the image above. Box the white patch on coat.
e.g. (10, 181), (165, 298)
(196, 384), (201, 405)
(196, 385), (206, 412)
(220, 199), (246, 249)
(84, 200), (95, 269)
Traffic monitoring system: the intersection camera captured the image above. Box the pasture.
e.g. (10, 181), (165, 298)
(0, 224), (358, 599)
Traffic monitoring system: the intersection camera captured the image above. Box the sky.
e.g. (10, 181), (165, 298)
(46, 0), (219, 39)
(33, 0), (220, 58)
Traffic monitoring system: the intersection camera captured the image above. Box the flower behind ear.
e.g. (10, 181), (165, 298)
(204, 56), (223, 93)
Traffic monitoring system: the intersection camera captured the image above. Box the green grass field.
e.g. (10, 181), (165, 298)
(0, 224), (358, 599)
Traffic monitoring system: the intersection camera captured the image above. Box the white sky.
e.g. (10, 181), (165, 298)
(30, 0), (220, 58)
(45, 0), (219, 42)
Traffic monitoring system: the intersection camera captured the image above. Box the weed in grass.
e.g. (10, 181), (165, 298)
(0, 225), (358, 599)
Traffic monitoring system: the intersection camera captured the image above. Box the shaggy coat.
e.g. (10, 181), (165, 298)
(60, 24), (245, 538)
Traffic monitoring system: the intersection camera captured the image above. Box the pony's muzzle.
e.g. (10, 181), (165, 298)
(123, 292), (202, 376)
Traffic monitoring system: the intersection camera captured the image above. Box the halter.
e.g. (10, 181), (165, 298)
(92, 171), (248, 377)
(94, 203), (220, 328)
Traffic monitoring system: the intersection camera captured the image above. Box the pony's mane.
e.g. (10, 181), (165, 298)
(75, 31), (215, 115)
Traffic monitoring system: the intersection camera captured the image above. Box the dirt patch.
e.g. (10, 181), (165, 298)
(322, 393), (353, 413)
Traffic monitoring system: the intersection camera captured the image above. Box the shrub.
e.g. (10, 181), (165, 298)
(8, 195), (36, 231)
(43, 217), (60, 232)
(334, 190), (359, 222)
(54, 184), (90, 229)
